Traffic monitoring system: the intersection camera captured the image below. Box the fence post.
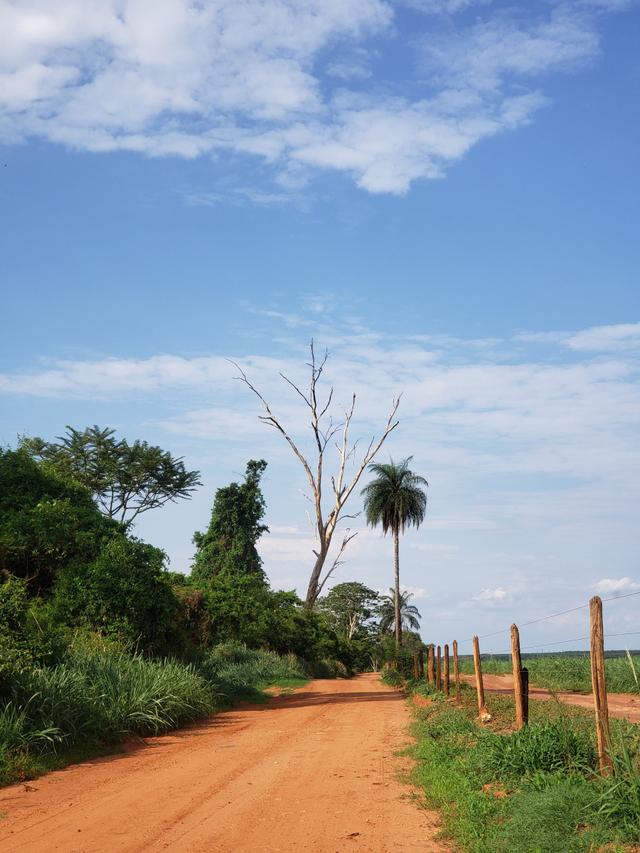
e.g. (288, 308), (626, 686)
(427, 645), (435, 685)
(511, 624), (528, 729)
(590, 596), (612, 775)
(412, 652), (419, 680)
(436, 645), (442, 691)
(453, 640), (461, 702)
(444, 644), (450, 696)
(472, 635), (488, 719)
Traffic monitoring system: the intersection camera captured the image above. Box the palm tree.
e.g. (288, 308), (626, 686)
(361, 457), (427, 648)
(377, 589), (421, 635)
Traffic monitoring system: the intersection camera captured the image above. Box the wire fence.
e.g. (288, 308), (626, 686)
(453, 588), (640, 655)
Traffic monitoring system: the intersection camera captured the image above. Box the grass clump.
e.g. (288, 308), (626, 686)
(0, 638), (309, 787)
(406, 681), (640, 853)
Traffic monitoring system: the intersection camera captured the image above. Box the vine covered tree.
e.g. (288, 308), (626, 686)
(377, 588), (421, 636)
(22, 426), (201, 526)
(191, 460), (269, 585)
(361, 457), (427, 648)
(234, 341), (400, 608)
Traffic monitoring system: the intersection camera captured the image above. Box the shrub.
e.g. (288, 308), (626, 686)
(53, 537), (179, 656)
(474, 720), (597, 780)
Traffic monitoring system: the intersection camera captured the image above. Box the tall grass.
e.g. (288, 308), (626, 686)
(458, 653), (640, 694)
(408, 684), (640, 853)
(0, 638), (308, 787)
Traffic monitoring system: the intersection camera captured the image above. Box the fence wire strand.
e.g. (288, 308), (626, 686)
(456, 588), (640, 648)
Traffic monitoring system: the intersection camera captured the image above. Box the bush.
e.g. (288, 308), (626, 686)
(53, 537), (179, 656)
(474, 720), (597, 780)
(199, 643), (306, 697)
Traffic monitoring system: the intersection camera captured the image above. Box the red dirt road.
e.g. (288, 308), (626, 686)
(0, 674), (446, 853)
(461, 673), (640, 722)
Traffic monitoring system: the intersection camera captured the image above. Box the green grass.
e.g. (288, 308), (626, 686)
(457, 652), (640, 694)
(0, 638), (308, 788)
(405, 681), (640, 853)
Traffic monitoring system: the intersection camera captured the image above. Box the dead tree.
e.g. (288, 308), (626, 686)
(234, 341), (400, 608)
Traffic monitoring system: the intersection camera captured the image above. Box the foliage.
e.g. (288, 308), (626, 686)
(0, 448), (115, 594)
(52, 536), (178, 656)
(0, 637), (309, 787)
(361, 456), (427, 647)
(318, 581), (379, 639)
(473, 720), (597, 779)
(199, 643), (306, 697)
(361, 457), (428, 536)
(406, 678), (640, 853)
(377, 588), (421, 634)
(23, 426), (201, 525)
(191, 460), (268, 583)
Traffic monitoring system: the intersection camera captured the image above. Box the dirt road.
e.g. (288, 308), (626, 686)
(461, 673), (640, 722)
(0, 674), (446, 853)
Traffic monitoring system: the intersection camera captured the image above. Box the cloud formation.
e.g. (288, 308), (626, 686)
(0, 0), (632, 193)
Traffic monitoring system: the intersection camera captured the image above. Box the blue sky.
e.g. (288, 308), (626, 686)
(1, 0), (639, 652)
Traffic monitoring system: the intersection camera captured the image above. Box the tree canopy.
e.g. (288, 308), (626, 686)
(361, 457), (427, 647)
(319, 581), (379, 640)
(22, 426), (201, 525)
(191, 460), (268, 585)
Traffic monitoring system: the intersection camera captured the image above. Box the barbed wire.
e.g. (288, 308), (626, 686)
(459, 630), (640, 657)
(456, 589), (640, 647)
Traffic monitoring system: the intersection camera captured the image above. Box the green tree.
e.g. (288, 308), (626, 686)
(319, 582), (379, 640)
(191, 460), (268, 585)
(0, 448), (116, 594)
(377, 588), (421, 635)
(361, 457), (427, 648)
(53, 536), (178, 655)
(23, 426), (201, 525)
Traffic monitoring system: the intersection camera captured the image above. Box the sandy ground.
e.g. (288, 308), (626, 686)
(461, 673), (640, 722)
(0, 674), (448, 853)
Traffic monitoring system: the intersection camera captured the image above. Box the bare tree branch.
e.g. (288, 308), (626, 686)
(232, 343), (400, 607)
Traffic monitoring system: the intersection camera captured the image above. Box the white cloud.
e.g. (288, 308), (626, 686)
(474, 586), (508, 601)
(595, 577), (640, 594)
(566, 322), (640, 352)
(0, 0), (631, 195)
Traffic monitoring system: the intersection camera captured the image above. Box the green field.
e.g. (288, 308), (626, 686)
(403, 678), (640, 853)
(457, 652), (640, 694)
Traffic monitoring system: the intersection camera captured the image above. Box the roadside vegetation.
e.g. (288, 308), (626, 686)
(384, 670), (640, 853)
(458, 653), (640, 695)
(1, 427), (422, 788)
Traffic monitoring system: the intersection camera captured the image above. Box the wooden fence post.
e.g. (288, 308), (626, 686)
(427, 645), (435, 685)
(436, 645), (442, 691)
(511, 624), (528, 729)
(472, 635), (488, 719)
(453, 640), (461, 702)
(590, 596), (612, 775)
(444, 644), (450, 696)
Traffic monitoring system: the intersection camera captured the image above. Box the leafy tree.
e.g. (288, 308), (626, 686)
(53, 536), (178, 655)
(361, 457), (427, 648)
(191, 460), (268, 584)
(23, 426), (201, 525)
(319, 582), (379, 640)
(0, 448), (116, 594)
(377, 589), (421, 635)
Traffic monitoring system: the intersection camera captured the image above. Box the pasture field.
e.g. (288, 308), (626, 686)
(458, 651), (640, 694)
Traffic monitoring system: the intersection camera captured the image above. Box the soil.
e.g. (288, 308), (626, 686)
(0, 674), (448, 853)
(461, 673), (640, 722)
